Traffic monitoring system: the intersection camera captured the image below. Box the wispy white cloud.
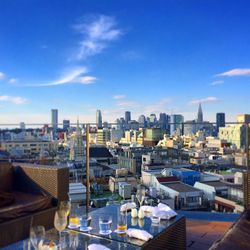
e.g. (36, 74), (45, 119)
(0, 72), (5, 80)
(74, 15), (122, 60)
(0, 95), (27, 105)
(216, 68), (250, 77)
(21, 67), (97, 87)
(113, 95), (126, 100)
(211, 80), (224, 86)
(189, 96), (218, 105)
(144, 98), (172, 114)
(8, 78), (18, 84)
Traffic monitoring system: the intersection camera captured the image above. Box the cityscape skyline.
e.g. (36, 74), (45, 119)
(1, 0), (250, 124)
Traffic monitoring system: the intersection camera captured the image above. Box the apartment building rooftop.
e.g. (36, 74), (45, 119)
(163, 181), (201, 193)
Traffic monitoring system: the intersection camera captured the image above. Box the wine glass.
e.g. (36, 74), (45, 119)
(60, 200), (71, 217)
(136, 185), (145, 207)
(54, 210), (67, 246)
(30, 225), (45, 250)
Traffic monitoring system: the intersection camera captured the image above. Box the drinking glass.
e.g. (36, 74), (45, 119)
(69, 203), (80, 228)
(117, 207), (127, 233)
(80, 215), (92, 232)
(54, 210), (67, 245)
(60, 200), (71, 217)
(136, 185), (146, 207)
(99, 215), (112, 235)
(30, 225), (45, 250)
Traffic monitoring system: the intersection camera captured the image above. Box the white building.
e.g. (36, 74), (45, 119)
(142, 170), (203, 210)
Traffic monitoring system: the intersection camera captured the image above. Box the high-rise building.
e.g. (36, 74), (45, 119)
(237, 114), (250, 124)
(216, 113), (225, 132)
(149, 114), (157, 124)
(170, 114), (184, 136)
(63, 120), (70, 130)
(138, 115), (146, 128)
(159, 113), (169, 130)
(197, 103), (203, 124)
(125, 111), (131, 124)
(51, 109), (58, 130)
(96, 109), (102, 128)
(69, 119), (85, 161)
(97, 128), (110, 145)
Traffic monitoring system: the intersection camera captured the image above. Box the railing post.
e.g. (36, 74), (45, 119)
(244, 122), (250, 210)
(86, 124), (90, 213)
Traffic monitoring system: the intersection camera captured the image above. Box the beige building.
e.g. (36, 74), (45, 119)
(1, 140), (54, 156)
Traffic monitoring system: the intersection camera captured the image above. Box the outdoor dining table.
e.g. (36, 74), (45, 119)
(73, 204), (186, 250)
(2, 204), (186, 250)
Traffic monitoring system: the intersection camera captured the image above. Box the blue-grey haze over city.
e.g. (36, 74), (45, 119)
(0, 0), (250, 123)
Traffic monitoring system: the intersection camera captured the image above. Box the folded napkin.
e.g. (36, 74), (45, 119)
(154, 203), (177, 219)
(140, 205), (154, 213)
(120, 202), (136, 212)
(126, 229), (153, 241)
(88, 244), (111, 250)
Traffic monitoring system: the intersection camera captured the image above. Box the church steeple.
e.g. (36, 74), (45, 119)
(197, 103), (203, 123)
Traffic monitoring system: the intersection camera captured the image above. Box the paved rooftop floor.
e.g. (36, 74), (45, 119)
(186, 219), (233, 250)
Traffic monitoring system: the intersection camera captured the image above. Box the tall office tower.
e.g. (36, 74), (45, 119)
(197, 103), (203, 124)
(159, 113), (168, 129)
(63, 120), (70, 130)
(69, 119), (85, 161)
(216, 113), (225, 132)
(125, 111), (131, 124)
(51, 109), (58, 130)
(170, 114), (184, 136)
(138, 115), (146, 128)
(149, 114), (157, 124)
(96, 109), (102, 128)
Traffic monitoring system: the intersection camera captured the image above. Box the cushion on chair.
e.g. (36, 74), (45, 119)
(0, 191), (15, 208)
(0, 192), (53, 222)
(0, 163), (13, 192)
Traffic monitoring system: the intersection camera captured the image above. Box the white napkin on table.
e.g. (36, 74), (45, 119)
(140, 205), (154, 213)
(88, 244), (111, 250)
(126, 228), (153, 241)
(120, 202), (136, 212)
(154, 203), (177, 219)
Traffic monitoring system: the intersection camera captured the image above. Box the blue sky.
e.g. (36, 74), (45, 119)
(1, 0), (250, 124)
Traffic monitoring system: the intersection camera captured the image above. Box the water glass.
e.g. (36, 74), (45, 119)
(99, 215), (112, 235)
(69, 203), (80, 228)
(117, 208), (127, 233)
(30, 225), (45, 250)
(80, 215), (92, 231)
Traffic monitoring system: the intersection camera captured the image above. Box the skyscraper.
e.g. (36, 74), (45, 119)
(197, 103), (203, 124)
(138, 115), (146, 128)
(63, 119), (70, 130)
(69, 118), (85, 161)
(125, 111), (131, 124)
(51, 109), (58, 130)
(170, 114), (184, 136)
(216, 113), (225, 132)
(159, 113), (169, 130)
(96, 109), (102, 128)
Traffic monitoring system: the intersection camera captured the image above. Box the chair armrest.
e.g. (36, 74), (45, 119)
(13, 163), (69, 202)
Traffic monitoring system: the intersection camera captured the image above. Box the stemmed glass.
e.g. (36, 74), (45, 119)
(59, 200), (71, 229)
(136, 185), (146, 207)
(54, 210), (67, 246)
(60, 200), (71, 217)
(30, 225), (45, 250)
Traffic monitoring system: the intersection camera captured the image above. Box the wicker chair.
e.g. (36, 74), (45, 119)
(0, 162), (69, 247)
